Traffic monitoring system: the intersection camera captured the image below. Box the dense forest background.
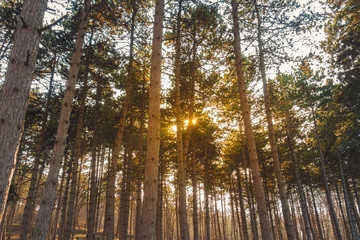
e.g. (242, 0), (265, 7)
(0, 0), (359, 239)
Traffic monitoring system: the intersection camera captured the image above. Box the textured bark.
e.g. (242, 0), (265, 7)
(135, 82), (145, 240)
(229, 180), (238, 240)
(204, 160), (210, 240)
(310, 185), (324, 240)
(30, 1), (91, 238)
(19, 56), (55, 240)
(59, 159), (72, 240)
(309, 107), (342, 240)
(137, 0), (164, 239)
(236, 169), (249, 240)
(0, 0), (48, 223)
(339, 152), (359, 239)
(253, 1), (296, 239)
(285, 115), (313, 240)
(245, 171), (258, 240)
(63, 67), (89, 240)
(50, 156), (68, 240)
(87, 83), (102, 240)
(192, 152), (199, 240)
(118, 147), (133, 240)
(174, 0), (190, 239)
(335, 182), (351, 240)
(230, 1), (272, 238)
(104, 6), (137, 239)
(156, 167), (163, 240)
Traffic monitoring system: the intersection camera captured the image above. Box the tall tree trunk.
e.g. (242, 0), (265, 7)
(230, 1), (272, 238)
(30, 1), (91, 238)
(104, 6), (137, 239)
(63, 62), (89, 240)
(138, 0), (164, 238)
(245, 170), (258, 240)
(221, 193), (227, 240)
(310, 107), (342, 240)
(87, 82), (102, 240)
(338, 152), (359, 239)
(0, 0), (48, 223)
(253, 1), (296, 239)
(204, 159), (211, 240)
(59, 157), (72, 240)
(310, 185), (324, 240)
(50, 154), (68, 240)
(285, 115), (313, 240)
(173, 0), (190, 239)
(236, 169), (249, 240)
(289, 189), (300, 240)
(192, 152), (199, 240)
(118, 146), (133, 240)
(19, 55), (56, 240)
(335, 182), (351, 240)
(156, 165), (163, 240)
(135, 80), (146, 240)
(229, 179), (238, 240)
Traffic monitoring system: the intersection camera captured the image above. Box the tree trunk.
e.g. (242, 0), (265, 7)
(87, 82), (102, 240)
(50, 152), (68, 240)
(138, 0), (164, 238)
(236, 169), (249, 240)
(192, 152), (199, 240)
(221, 193), (227, 240)
(63, 61), (89, 240)
(285, 115), (313, 240)
(104, 6), (137, 239)
(245, 170), (258, 240)
(229, 179), (238, 240)
(253, 1), (296, 239)
(118, 147), (133, 240)
(0, 0), (48, 223)
(156, 165), (163, 240)
(173, 0), (190, 239)
(311, 108), (342, 240)
(59, 157), (72, 240)
(230, 1), (272, 238)
(204, 160), (211, 240)
(338, 152), (359, 239)
(310, 185), (324, 240)
(335, 182), (351, 240)
(135, 80), (146, 240)
(19, 55), (56, 240)
(30, 1), (90, 238)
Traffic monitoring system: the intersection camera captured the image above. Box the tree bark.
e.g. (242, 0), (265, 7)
(230, 1), (272, 238)
(30, 1), (91, 238)
(87, 82), (102, 240)
(236, 169), (249, 240)
(285, 115), (313, 240)
(338, 152), (359, 239)
(137, 0), (164, 239)
(311, 107), (342, 240)
(173, 0), (190, 239)
(104, 6), (137, 239)
(19, 55), (56, 240)
(192, 151), (199, 240)
(0, 0), (48, 223)
(63, 60), (89, 240)
(253, 1), (296, 239)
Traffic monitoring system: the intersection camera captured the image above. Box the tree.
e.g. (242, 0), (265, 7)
(253, 0), (296, 238)
(30, 0), (91, 238)
(230, 0), (273, 238)
(137, 0), (164, 239)
(0, 0), (48, 223)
